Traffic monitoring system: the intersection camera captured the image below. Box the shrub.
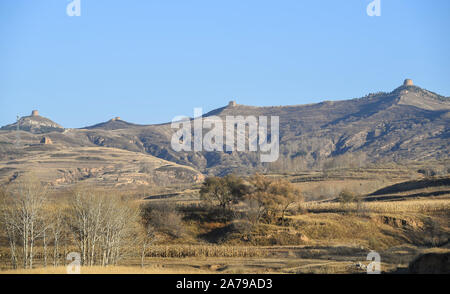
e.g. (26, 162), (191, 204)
(141, 202), (184, 238)
(338, 189), (357, 204)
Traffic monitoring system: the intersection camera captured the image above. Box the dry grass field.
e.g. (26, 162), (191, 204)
(1, 166), (448, 274)
(1, 265), (211, 274)
(0, 146), (203, 190)
(3, 245), (448, 274)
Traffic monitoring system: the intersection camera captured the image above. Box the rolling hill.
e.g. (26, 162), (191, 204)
(0, 79), (449, 185)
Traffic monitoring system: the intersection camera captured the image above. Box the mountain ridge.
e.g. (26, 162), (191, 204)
(1, 80), (449, 177)
(1, 81), (449, 131)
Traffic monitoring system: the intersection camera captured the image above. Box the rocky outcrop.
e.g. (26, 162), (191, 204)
(372, 215), (424, 229)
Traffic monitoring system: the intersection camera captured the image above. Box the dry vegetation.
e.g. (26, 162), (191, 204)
(0, 146), (203, 191)
(303, 198), (450, 214)
(0, 165), (449, 274)
(1, 265), (211, 274)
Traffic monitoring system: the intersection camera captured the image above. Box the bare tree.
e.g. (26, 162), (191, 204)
(139, 223), (155, 268)
(50, 210), (65, 267)
(246, 174), (302, 225)
(242, 198), (266, 227)
(42, 228), (48, 267)
(4, 177), (49, 269)
(68, 188), (138, 267)
(200, 175), (247, 211)
(68, 188), (105, 266)
(99, 196), (137, 266)
(0, 187), (18, 269)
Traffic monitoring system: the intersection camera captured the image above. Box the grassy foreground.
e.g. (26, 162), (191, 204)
(1, 265), (210, 274)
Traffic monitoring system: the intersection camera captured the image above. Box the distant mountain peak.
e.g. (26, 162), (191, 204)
(389, 80), (450, 110)
(392, 78), (422, 92)
(84, 117), (143, 130)
(0, 110), (64, 134)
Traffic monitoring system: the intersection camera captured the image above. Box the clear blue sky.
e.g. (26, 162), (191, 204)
(1, 0), (449, 128)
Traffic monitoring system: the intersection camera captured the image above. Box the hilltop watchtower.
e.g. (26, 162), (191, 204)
(228, 100), (237, 107)
(403, 79), (414, 86)
(31, 110), (39, 117)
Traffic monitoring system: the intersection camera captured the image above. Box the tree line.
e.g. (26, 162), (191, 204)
(0, 173), (302, 270)
(0, 177), (147, 269)
(200, 173), (303, 225)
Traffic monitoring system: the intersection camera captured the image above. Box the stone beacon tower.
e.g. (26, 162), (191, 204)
(31, 110), (39, 117)
(403, 79), (414, 86)
(228, 100), (237, 107)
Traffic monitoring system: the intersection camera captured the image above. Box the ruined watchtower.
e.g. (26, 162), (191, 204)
(228, 100), (237, 107)
(403, 79), (414, 86)
(31, 110), (39, 117)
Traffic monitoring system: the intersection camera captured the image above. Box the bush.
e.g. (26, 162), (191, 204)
(141, 202), (184, 238)
(338, 189), (357, 204)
